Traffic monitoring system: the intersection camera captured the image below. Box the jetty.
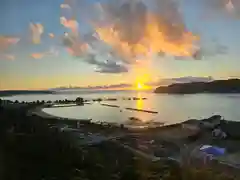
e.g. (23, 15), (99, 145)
(46, 104), (80, 108)
(101, 104), (120, 108)
(125, 107), (158, 114)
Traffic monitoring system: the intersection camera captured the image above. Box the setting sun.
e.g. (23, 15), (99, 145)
(136, 82), (150, 90)
(137, 82), (144, 89)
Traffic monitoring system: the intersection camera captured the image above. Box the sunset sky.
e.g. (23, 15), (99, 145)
(1, 0), (240, 90)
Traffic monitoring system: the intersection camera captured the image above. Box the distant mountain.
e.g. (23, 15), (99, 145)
(51, 77), (214, 91)
(0, 90), (54, 97)
(50, 83), (132, 91)
(152, 76), (214, 86)
(154, 79), (240, 94)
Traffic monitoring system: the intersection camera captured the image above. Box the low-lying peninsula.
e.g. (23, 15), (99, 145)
(154, 79), (240, 94)
(0, 90), (55, 97)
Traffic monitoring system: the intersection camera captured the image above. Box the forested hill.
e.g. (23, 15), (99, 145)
(154, 79), (240, 94)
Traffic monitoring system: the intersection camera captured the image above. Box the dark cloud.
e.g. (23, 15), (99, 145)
(173, 38), (228, 60)
(192, 49), (203, 60)
(60, 30), (130, 73)
(157, 51), (165, 57)
(111, 0), (147, 44)
(95, 64), (128, 73)
(84, 54), (128, 73)
(201, 0), (240, 19)
(198, 41), (228, 58)
(152, 0), (188, 42)
(62, 32), (88, 57)
(62, 32), (75, 47)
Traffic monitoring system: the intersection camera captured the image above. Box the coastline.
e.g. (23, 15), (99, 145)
(29, 105), (217, 129)
(30, 106), (60, 119)
(30, 106), (92, 122)
(2, 101), (240, 178)
(30, 105), (200, 132)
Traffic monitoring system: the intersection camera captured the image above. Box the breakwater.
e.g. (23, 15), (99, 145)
(125, 108), (158, 114)
(101, 104), (120, 108)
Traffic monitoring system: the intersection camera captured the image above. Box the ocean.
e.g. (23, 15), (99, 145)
(2, 91), (240, 125)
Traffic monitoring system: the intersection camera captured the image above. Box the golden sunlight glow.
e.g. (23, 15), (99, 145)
(136, 82), (150, 90)
(131, 61), (153, 91)
(137, 82), (143, 89)
(95, 13), (199, 61)
(136, 93), (143, 110)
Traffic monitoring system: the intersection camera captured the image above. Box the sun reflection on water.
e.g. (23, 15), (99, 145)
(136, 93), (144, 110)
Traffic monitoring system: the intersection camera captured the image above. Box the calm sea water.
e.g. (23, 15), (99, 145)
(2, 91), (240, 125)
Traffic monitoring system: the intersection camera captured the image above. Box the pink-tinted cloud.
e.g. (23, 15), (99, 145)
(30, 53), (45, 59)
(30, 47), (59, 59)
(48, 33), (55, 38)
(4, 54), (15, 61)
(0, 54), (15, 61)
(5, 38), (20, 44)
(60, 17), (78, 35)
(30, 23), (44, 44)
(226, 0), (235, 13)
(0, 36), (20, 52)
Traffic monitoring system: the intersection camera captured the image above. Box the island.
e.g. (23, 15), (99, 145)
(154, 79), (240, 94)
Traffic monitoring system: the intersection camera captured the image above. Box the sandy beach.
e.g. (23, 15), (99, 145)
(30, 106), (92, 122)
(30, 106), (58, 119)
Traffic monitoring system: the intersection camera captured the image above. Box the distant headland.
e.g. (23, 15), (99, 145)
(0, 90), (54, 97)
(154, 79), (240, 94)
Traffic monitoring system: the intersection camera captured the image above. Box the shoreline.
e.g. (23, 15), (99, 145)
(13, 99), (240, 137)
(30, 105), (208, 130)
(30, 106), (168, 129)
(3, 103), (240, 176)
(30, 106), (92, 122)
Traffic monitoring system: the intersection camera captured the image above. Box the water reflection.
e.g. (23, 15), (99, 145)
(135, 93), (150, 123)
(136, 93), (144, 110)
(6, 93), (240, 125)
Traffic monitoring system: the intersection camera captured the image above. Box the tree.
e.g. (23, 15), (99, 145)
(76, 97), (84, 105)
(0, 98), (2, 110)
